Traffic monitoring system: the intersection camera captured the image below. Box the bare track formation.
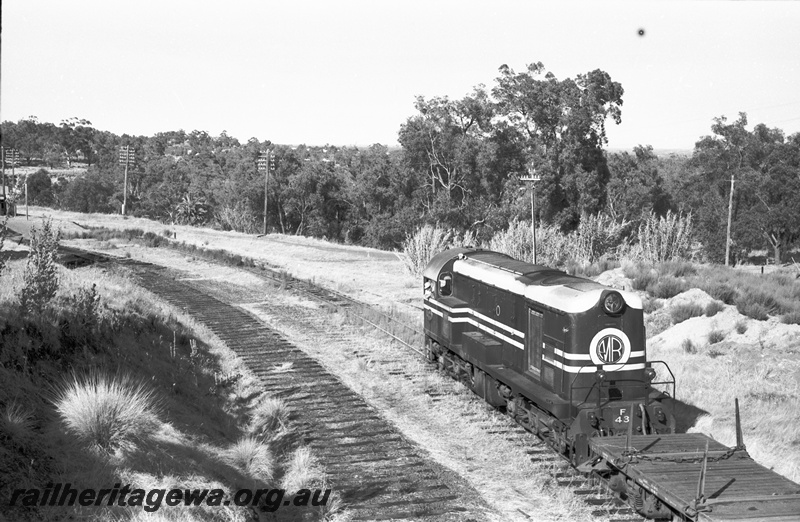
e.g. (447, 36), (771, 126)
(130, 264), (486, 521)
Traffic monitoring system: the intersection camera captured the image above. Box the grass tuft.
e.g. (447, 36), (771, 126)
(670, 303), (704, 324)
(735, 320), (748, 334)
(248, 397), (290, 439)
(1, 401), (36, 440)
(227, 436), (275, 482)
(682, 338), (697, 354)
(55, 372), (160, 452)
(281, 447), (325, 493)
(707, 330), (726, 344)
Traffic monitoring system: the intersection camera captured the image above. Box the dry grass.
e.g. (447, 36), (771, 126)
(280, 447), (326, 493)
(55, 372), (161, 452)
(248, 396), (290, 439)
(226, 436), (276, 482)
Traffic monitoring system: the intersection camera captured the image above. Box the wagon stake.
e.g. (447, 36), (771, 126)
(693, 440), (710, 513)
(735, 397), (746, 450)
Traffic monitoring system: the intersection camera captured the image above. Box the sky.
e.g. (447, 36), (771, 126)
(2, 0), (799, 151)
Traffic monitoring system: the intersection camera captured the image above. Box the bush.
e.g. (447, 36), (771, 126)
(570, 212), (630, 264)
(682, 338), (697, 354)
(55, 372), (160, 452)
(781, 311), (800, 325)
(216, 201), (260, 234)
(705, 300), (725, 317)
(635, 211), (694, 263)
(707, 330), (726, 344)
(702, 283), (739, 305)
(657, 260), (697, 278)
(643, 298), (663, 314)
(20, 218), (61, 315)
(402, 224), (465, 278)
(671, 303), (704, 324)
(648, 277), (686, 299)
(735, 298), (770, 321)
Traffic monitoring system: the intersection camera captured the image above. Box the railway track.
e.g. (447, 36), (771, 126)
(128, 263), (486, 521)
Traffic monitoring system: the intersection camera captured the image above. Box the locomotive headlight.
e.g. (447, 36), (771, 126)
(644, 367), (657, 382)
(596, 370), (607, 382)
(603, 292), (625, 315)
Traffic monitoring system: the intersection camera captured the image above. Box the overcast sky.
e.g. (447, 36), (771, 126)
(2, 1), (799, 151)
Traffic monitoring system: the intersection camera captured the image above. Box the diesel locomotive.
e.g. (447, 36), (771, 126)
(422, 248), (676, 466)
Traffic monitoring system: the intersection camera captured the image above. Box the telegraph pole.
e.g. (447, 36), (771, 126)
(520, 164), (542, 265)
(119, 146), (135, 215)
(725, 174), (735, 267)
(258, 150), (274, 235)
(1, 147), (6, 216)
(3, 148), (21, 218)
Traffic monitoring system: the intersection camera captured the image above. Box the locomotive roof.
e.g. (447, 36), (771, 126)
(426, 248), (642, 313)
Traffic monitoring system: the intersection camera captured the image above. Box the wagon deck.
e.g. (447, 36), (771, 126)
(589, 433), (800, 520)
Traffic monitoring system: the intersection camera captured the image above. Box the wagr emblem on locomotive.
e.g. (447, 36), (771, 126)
(589, 328), (631, 369)
(596, 334), (624, 364)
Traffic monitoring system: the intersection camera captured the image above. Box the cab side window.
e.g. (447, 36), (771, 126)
(438, 273), (453, 297)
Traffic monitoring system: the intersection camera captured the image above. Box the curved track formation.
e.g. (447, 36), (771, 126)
(131, 264), (486, 521)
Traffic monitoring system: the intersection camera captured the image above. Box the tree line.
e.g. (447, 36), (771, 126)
(2, 63), (799, 263)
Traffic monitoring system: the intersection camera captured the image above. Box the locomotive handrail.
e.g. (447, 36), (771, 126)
(569, 376), (652, 410)
(567, 361), (677, 412)
(646, 360), (677, 399)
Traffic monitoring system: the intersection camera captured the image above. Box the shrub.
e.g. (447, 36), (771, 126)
(633, 274), (657, 292)
(702, 283), (739, 305)
(682, 338), (697, 354)
(671, 303), (704, 324)
(657, 260), (697, 278)
(20, 218), (61, 315)
(216, 201), (260, 234)
(705, 300), (725, 317)
(707, 330), (726, 344)
(142, 231), (164, 248)
(402, 224), (463, 278)
(488, 219), (571, 267)
(635, 211), (694, 263)
(648, 277), (686, 299)
(569, 212), (630, 265)
(55, 372), (160, 452)
(781, 311), (800, 325)
(735, 298), (770, 321)
(643, 298), (663, 314)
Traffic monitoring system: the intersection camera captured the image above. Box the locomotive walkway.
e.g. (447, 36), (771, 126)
(132, 264), (487, 521)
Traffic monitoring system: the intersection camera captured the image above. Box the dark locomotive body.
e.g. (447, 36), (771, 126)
(423, 248), (675, 464)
